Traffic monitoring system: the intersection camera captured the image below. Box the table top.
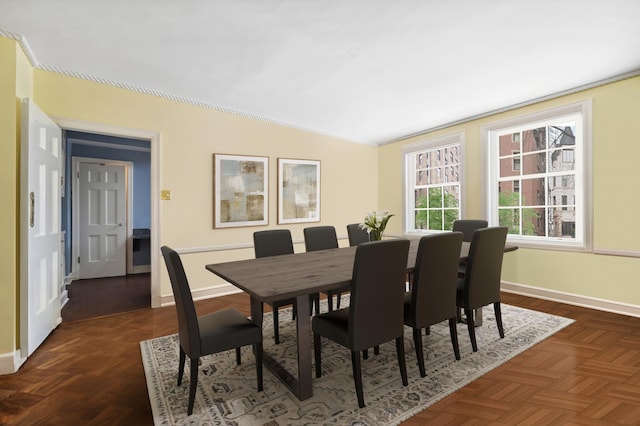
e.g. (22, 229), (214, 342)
(206, 238), (496, 303)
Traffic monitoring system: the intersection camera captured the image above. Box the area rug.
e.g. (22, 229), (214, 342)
(140, 300), (573, 425)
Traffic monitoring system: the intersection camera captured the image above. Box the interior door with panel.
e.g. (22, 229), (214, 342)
(20, 98), (63, 357)
(78, 162), (127, 278)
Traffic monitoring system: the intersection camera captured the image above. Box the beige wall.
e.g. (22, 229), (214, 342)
(2, 35), (379, 357)
(0, 37), (35, 356)
(379, 76), (640, 306)
(3, 33), (639, 362)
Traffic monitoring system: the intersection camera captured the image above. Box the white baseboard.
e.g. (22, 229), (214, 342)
(0, 350), (26, 375)
(132, 265), (151, 274)
(502, 281), (640, 318)
(160, 283), (242, 307)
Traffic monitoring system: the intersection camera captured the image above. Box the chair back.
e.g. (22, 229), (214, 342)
(304, 226), (339, 251)
(346, 223), (370, 246)
(349, 239), (410, 351)
(452, 219), (488, 242)
(161, 246), (200, 357)
(253, 229), (294, 258)
(462, 227), (508, 308)
(410, 232), (464, 327)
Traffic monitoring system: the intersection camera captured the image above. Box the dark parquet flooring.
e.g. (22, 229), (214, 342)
(62, 274), (151, 323)
(1, 291), (639, 425)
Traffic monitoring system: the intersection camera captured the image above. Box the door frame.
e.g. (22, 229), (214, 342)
(71, 157), (133, 277)
(55, 117), (162, 308)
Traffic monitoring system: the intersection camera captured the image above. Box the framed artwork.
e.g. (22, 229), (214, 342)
(213, 154), (268, 228)
(278, 158), (320, 224)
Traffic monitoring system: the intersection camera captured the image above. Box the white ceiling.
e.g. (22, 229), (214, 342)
(2, 0), (639, 145)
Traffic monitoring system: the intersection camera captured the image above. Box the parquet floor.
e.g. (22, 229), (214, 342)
(1, 292), (639, 425)
(62, 274), (151, 322)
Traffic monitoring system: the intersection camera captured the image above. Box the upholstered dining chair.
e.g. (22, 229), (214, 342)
(403, 232), (464, 376)
(254, 229), (319, 344)
(456, 226), (509, 352)
(312, 239), (410, 408)
(303, 225), (348, 311)
(452, 219), (488, 277)
(161, 246), (263, 416)
(346, 223), (370, 246)
(452, 219), (488, 241)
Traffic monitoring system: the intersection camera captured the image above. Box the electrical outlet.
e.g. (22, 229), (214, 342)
(160, 190), (172, 200)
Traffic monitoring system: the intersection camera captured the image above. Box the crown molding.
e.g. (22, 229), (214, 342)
(1, 29), (366, 145)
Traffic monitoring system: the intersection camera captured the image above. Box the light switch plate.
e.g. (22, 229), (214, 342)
(160, 190), (171, 200)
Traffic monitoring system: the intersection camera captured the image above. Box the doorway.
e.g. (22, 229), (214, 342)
(62, 130), (153, 320)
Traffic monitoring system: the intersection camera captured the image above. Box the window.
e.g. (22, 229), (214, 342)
(404, 133), (463, 232)
(485, 101), (592, 249)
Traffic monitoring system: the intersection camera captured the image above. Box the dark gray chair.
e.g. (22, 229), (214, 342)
(452, 219), (488, 241)
(161, 246), (263, 415)
(453, 219), (488, 277)
(313, 239), (410, 408)
(456, 227), (508, 352)
(304, 226), (347, 311)
(254, 229), (319, 344)
(347, 223), (370, 246)
(403, 232), (464, 377)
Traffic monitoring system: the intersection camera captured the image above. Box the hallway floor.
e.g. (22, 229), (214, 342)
(61, 273), (151, 323)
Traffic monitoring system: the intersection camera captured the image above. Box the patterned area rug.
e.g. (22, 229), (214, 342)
(140, 300), (573, 425)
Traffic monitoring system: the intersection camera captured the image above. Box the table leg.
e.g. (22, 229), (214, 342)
(474, 307), (483, 327)
(250, 297), (263, 327)
(257, 295), (313, 401)
(295, 294), (313, 400)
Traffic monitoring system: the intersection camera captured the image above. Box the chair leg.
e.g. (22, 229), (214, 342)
(236, 347), (241, 365)
(465, 308), (478, 352)
(425, 326), (431, 336)
(336, 292), (342, 309)
(413, 328), (426, 377)
(351, 350), (365, 408)
(363, 349), (368, 359)
(255, 342), (263, 391)
(327, 295), (334, 312)
(177, 346), (186, 386)
(273, 306), (280, 344)
(187, 357), (199, 416)
(395, 336), (408, 386)
(448, 317), (461, 360)
(314, 333), (322, 378)
(494, 301), (505, 338)
(456, 307), (463, 323)
(374, 345), (379, 355)
(313, 294), (320, 314)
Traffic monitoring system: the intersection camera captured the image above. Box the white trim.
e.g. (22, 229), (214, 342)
(160, 284), (242, 307)
(502, 281), (640, 318)
(68, 138), (151, 153)
(54, 118), (162, 308)
(0, 350), (27, 375)
(402, 131), (465, 234)
(592, 248), (640, 258)
(132, 265), (151, 274)
(482, 99), (593, 250)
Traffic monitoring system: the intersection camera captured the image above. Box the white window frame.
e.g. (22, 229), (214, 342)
(403, 132), (465, 235)
(483, 100), (593, 250)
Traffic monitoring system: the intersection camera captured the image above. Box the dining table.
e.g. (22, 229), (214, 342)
(206, 237), (516, 401)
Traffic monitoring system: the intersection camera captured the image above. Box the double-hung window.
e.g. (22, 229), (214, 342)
(404, 132), (463, 233)
(485, 100), (592, 249)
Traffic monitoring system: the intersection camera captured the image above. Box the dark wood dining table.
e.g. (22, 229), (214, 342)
(206, 237), (516, 401)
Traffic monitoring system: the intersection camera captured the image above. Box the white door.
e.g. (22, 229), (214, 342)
(20, 99), (62, 357)
(78, 162), (127, 278)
